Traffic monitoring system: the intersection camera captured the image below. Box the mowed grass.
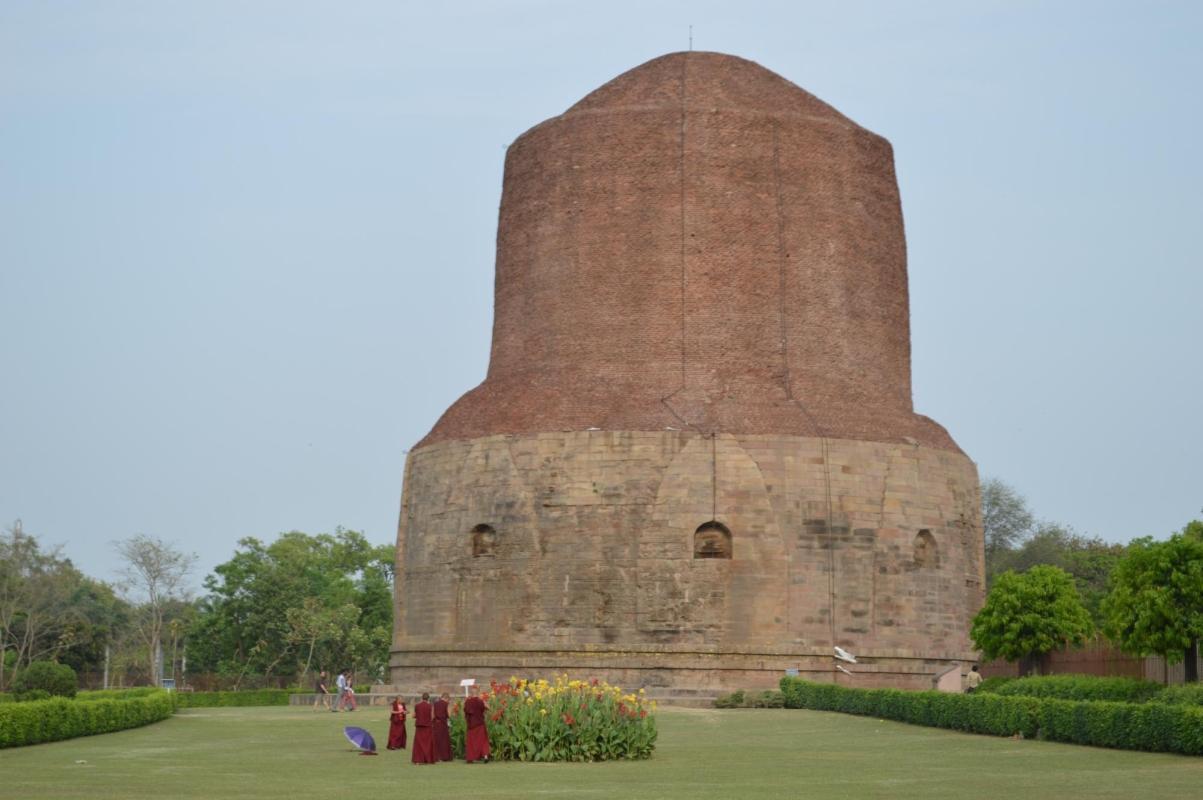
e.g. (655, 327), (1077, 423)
(2, 706), (1202, 800)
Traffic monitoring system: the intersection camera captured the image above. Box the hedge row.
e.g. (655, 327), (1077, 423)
(0, 691), (175, 748)
(981, 675), (1203, 706)
(77, 687), (163, 702)
(714, 690), (786, 709)
(174, 689), (292, 707)
(779, 678), (1203, 755)
(1150, 684), (1203, 706)
(984, 675), (1165, 704)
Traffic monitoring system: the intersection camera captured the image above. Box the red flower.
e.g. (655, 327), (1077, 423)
(639, 709), (647, 718)
(590, 678), (599, 687)
(562, 713), (576, 726)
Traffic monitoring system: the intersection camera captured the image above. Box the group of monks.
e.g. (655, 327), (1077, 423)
(386, 685), (491, 764)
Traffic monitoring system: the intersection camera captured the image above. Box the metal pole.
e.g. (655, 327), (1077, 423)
(103, 644), (110, 690)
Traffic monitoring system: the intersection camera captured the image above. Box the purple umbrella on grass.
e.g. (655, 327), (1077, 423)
(343, 726), (378, 755)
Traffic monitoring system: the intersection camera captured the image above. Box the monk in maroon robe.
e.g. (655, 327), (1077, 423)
(433, 693), (452, 761)
(387, 697), (407, 750)
(463, 685), (491, 763)
(411, 693), (436, 764)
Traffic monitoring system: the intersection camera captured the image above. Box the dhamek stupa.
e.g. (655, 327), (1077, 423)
(391, 52), (984, 692)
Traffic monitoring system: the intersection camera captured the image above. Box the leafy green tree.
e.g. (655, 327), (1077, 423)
(12, 659), (77, 698)
(971, 564), (1094, 674)
(1102, 525), (1203, 683)
(189, 528), (392, 687)
(992, 522), (1126, 624)
(0, 521), (93, 689)
(57, 577), (132, 678)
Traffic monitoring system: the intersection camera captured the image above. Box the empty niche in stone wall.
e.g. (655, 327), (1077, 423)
(694, 521), (732, 559)
(471, 524), (498, 557)
(913, 529), (938, 568)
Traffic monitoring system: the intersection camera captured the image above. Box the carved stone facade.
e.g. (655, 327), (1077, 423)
(391, 52), (984, 691)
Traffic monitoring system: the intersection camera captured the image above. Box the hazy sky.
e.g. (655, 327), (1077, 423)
(2, 1), (1200, 589)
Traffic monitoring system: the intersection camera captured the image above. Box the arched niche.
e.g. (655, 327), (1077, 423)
(694, 521), (733, 560)
(913, 529), (938, 568)
(471, 524), (497, 557)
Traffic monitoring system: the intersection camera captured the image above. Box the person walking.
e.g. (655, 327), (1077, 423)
(344, 672), (358, 711)
(332, 669), (347, 711)
(965, 664), (983, 693)
(387, 696), (408, 750)
(313, 670), (332, 711)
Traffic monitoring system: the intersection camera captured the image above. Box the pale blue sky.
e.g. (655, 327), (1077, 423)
(2, 1), (1200, 587)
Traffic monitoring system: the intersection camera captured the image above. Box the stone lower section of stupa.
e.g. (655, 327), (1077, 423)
(391, 430), (980, 692)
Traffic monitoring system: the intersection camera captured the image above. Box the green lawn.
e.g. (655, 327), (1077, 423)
(2, 706), (1201, 799)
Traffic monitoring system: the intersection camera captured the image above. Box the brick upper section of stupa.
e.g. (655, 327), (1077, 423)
(419, 51), (961, 453)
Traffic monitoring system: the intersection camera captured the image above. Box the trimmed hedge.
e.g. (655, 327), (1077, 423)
(12, 661), (77, 699)
(0, 690), (175, 748)
(780, 678), (1041, 738)
(1150, 684), (1203, 706)
(984, 675), (1164, 704)
(714, 690), (786, 709)
(976, 677), (1014, 694)
(779, 677), (1203, 755)
(77, 687), (164, 702)
(980, 675), (1203, 706)
(174, 689), (292, 708)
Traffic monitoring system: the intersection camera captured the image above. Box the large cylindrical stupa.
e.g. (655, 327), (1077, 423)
(392, 52), (983, 692)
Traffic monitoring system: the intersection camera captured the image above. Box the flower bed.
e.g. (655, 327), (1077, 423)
(448, 676), (657, 761)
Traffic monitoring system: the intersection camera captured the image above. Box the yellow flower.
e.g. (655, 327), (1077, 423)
(540, 708), (548, 716)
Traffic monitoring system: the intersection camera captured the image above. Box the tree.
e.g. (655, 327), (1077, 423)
(971, 564), (1094, 674)
(12, 660), (77, 698)
(189, 528), (392, 687)
(994, 522), (1126, 623)
(980, 478), (1035, 577)
(0, 520), (89, 689)
(115, 535), (197, 686)
(57, 576), (132, 680)
(1102, 525), (1203, 682)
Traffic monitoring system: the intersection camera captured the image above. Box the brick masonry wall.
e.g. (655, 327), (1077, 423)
(391, 431), (984, 691)
(418, 52), (961, 453)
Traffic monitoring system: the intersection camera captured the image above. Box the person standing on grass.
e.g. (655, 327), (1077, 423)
(433, 692), (452, 761)
(344, 672), (358, 711)
(463, 685), (491, 764)
(387, 696), (408, 750)
(965, 664), (982, 693)
(313, 670), (331, 711)
(412, 693), (436, 764)
(332, 670), (347, 711)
